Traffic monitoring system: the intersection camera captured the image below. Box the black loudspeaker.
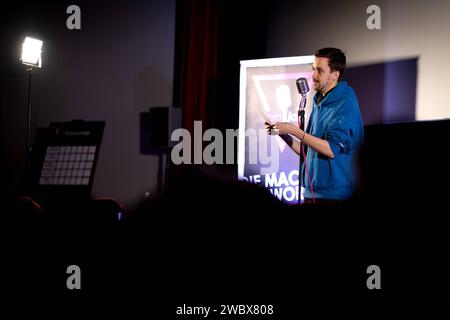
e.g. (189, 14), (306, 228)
(149, 107), (181, 149)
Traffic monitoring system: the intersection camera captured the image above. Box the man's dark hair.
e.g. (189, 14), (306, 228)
(315, 47), (346, 80)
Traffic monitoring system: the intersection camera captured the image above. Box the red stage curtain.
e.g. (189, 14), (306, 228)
(173, 0), (219, 133)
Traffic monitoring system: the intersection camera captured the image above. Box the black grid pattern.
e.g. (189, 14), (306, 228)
(39, 145), (97, 186)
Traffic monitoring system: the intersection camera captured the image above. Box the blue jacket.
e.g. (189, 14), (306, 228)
(302, 81), (364, 200)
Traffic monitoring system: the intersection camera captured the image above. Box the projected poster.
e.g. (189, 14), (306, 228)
(238, 56), (315, 204)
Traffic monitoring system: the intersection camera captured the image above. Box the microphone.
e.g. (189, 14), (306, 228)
(296, 77), (309, 96)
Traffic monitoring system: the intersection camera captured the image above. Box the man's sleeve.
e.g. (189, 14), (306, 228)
(325, 101), (359, 156)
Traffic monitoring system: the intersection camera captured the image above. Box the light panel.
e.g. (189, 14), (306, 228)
(21, 36), (43, 68)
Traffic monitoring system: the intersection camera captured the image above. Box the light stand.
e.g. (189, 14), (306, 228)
(25, 67), (33, 194)
(21, 36), (43, 194)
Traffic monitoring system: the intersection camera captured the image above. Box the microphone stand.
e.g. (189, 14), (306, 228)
(297, 94), (307, 205)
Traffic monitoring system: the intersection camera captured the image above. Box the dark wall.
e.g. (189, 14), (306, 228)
(266, 0), (450, 122)
(0, 1), (175, 206)
(344, 58), (417, 125)
(1, 0), (274, 205)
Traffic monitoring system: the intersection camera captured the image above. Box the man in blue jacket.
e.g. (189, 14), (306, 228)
(267, 48), (364, 202)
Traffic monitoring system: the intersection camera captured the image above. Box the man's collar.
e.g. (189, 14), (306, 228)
(321, 82), (338, 97)
(316, 84), (337, 104)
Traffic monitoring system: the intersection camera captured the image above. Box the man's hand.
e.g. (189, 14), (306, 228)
(274, 122), (296, 135)
(264, 121), (300, 155)
(264, 121), (278, 135)
(264, 121), (297, 136)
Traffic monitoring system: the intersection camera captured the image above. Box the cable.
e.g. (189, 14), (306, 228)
(298, 115), (316, 203)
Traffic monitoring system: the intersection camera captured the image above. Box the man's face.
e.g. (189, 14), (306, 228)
(312, 57), (339, 94)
